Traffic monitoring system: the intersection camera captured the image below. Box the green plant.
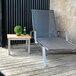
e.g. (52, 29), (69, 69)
(14, 25), (22, 36)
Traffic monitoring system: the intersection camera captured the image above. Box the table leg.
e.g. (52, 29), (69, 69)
(26, 40), (27, 45)
(28, 39), (30, 54)
(8, 39), (11, 55)
(26, 40), (28, 51)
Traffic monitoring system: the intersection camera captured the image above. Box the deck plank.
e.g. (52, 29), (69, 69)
(0, 44), (76, 76)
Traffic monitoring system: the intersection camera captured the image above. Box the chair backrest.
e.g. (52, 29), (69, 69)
(32, 10), (58, 38)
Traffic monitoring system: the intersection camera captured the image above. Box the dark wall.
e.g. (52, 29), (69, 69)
(0, 0), (2, 46)
(2, 0), (50, 47)
(2, 0), (7, 47)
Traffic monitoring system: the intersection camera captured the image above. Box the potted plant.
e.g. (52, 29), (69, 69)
(14, 25), (22, 36)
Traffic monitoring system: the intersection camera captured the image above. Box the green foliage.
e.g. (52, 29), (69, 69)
(14, 25), (22, 33)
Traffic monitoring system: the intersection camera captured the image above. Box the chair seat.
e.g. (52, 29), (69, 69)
(37, 38), (76, 50)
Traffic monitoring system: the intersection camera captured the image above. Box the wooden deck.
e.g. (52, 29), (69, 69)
(0, 44), (76, 76)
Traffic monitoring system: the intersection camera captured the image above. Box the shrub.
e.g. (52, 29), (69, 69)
(14, 25), (22, 36)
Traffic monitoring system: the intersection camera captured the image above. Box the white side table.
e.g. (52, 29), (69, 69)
(7, 34), (31, 55)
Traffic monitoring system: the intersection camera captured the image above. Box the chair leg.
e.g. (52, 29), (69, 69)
(42, 47), (47, 67)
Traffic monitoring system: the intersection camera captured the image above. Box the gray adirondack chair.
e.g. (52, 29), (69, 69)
(31, 10), (76, 67)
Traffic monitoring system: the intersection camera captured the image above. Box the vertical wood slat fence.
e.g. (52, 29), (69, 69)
(5, 0), (50, 44)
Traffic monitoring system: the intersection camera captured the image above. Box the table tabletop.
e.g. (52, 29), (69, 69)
(7, 34), (31, 39)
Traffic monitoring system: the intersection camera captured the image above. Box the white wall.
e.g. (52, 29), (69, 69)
(50, 0), (76, 44)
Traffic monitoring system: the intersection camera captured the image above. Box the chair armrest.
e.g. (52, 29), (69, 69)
(57, 30), (68, 41)
(30, 30), (38, 43)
